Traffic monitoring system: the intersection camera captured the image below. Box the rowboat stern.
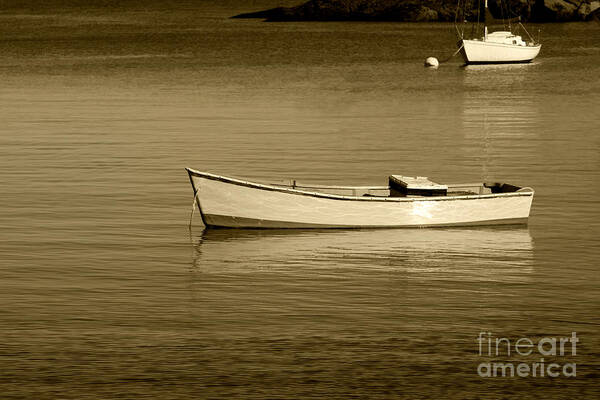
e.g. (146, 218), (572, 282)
(517, 186), (535, 222)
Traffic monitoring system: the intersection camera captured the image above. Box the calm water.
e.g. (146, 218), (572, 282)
(1, 3), (599, 398)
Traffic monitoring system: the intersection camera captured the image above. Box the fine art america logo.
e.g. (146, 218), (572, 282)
(477, 332), (578, 378)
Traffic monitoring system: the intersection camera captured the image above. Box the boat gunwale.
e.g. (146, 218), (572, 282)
(186, 168), (534, 203)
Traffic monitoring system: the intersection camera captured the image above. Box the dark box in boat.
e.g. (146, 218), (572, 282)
(389, 175), (448, 197)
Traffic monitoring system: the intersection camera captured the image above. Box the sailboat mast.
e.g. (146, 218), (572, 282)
(484, 0), (488, 40)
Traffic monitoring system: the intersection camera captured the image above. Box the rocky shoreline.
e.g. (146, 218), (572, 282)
(233, 0), (600, 22)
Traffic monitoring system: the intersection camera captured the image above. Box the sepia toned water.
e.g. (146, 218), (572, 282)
(1, 3), (599, 398)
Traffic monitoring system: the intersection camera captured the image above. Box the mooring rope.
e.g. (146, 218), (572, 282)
(440, 43), (464, 63)
(189, 188), (200, 230)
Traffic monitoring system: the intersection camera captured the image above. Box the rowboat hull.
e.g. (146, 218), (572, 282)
(460, 39), (541, 64)
(187, 169), (534, 229)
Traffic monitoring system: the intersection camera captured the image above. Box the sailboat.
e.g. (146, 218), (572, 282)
(456, 0), (541, 64)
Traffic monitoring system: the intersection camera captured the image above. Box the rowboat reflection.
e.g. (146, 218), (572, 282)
(191, 227), (533, 281)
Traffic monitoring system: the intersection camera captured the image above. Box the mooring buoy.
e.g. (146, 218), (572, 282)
(424, 57), (439, 68)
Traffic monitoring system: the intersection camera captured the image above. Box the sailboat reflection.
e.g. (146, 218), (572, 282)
(191, 227), (533, 281)
(460, 63), (541, 181)
(463, 62), (540, 71)
(462, 61), (539, 90)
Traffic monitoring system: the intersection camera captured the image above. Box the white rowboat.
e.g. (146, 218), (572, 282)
(187, 168), (534, 229)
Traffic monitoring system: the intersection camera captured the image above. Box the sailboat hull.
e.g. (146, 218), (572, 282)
(460, 39), (541, 64)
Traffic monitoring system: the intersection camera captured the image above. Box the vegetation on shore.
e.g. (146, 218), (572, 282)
(233, 0), (600, 22)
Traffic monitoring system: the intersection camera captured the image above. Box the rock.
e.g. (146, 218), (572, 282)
(231, 7), (288, 19)
(532, 0), (577, 21)
(586, 1), (600, 21)
(581, 0), (600, 20)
